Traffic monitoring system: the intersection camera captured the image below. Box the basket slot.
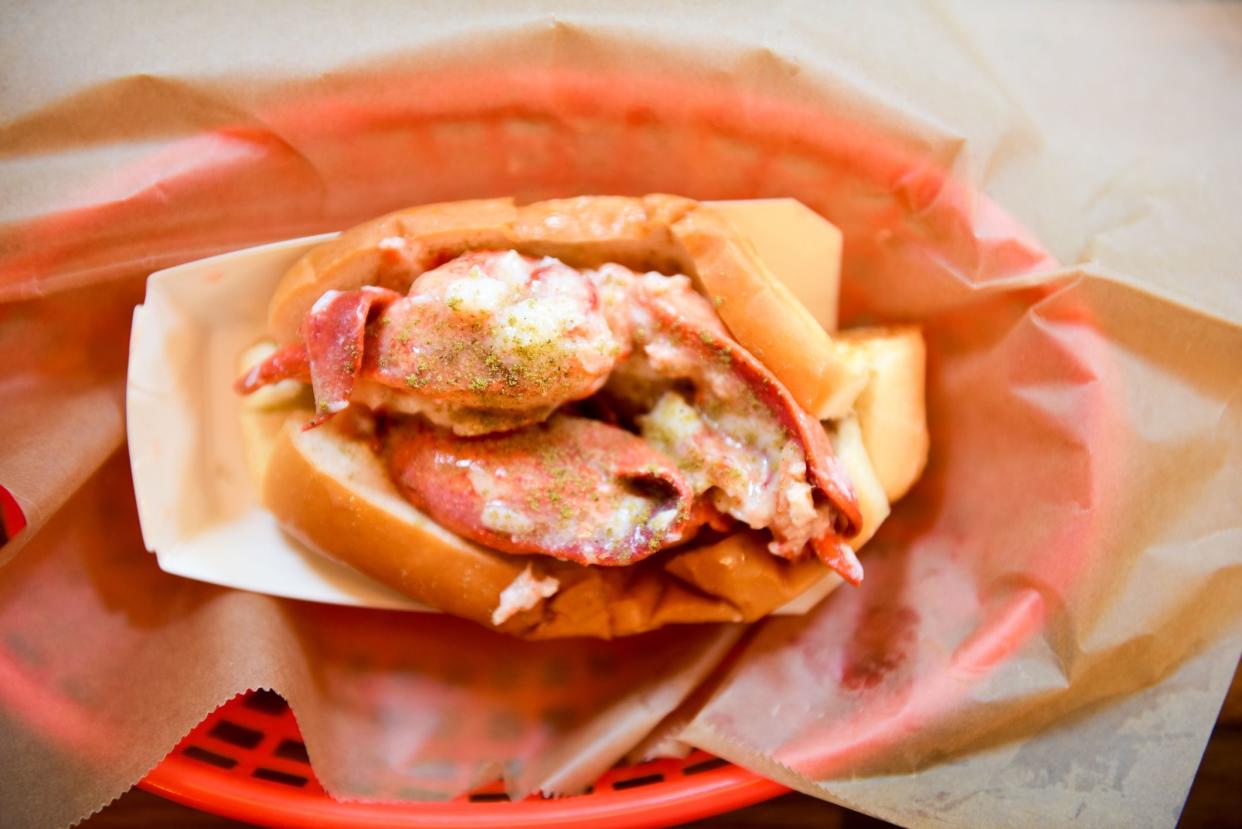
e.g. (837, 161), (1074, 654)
(241, 689), (289, 715)
(253, 767), (310, 787)
(273, 739), (310, 763)
(611, 773), (665, 790)
(466, 792), (512, 803)
(208, 720), (264, 749)
(682, 757), (729, 776)
(181, 746), (239, 770)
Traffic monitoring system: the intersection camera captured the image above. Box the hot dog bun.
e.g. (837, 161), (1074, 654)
(248, 196), (929, 637)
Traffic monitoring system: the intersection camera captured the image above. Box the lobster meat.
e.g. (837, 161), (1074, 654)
(237, 251), (625, 434)
(238, 250), (863, 581)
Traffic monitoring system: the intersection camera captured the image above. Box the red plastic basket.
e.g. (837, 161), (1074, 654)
(2, 56), (1071, 828)
(141, 691), (785, 829)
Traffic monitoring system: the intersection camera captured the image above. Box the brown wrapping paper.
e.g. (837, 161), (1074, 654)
(681, 273), (1242, 824)
(0, 452), (743, 811)
(1, 3), (1239, 828)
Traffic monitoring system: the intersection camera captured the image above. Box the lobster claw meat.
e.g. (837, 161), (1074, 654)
(304, 287), (403, 425)
(237, 251), (626, 435)
(384, 415), (698, 566)
(235, 341), (310, 395)
(233, 286), (401, 427)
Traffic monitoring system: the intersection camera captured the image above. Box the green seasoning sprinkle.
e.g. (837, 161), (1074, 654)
(469, 377), (488, 392)
(405, 373), (426, 389)
(699, 331), (716, 346)
(712, 295), (724, 307)
(446, 295), (463, 310)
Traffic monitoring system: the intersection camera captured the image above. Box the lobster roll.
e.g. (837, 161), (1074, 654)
(235, 195), (928, 638)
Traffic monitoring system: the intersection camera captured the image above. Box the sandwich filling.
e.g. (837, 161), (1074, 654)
(238, 250), (862, 581)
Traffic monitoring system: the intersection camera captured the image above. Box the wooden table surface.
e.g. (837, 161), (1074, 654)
(82, 661), (1241, 829)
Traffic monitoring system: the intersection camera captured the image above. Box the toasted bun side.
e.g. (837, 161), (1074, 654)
(520, 565), (743, 641)
(700, 198), (843, 333)
(670, 205), (868, 420)
(262, 416), (548, 633)
(830, 414), (891, 549)
(836, 325), (929, 501)
(661, 531), (829, 619)
(508, 194), (697, 274)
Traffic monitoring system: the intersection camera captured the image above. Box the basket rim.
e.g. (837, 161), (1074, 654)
(138, 749), (788, 829)
(1, 44), (1072, 828)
